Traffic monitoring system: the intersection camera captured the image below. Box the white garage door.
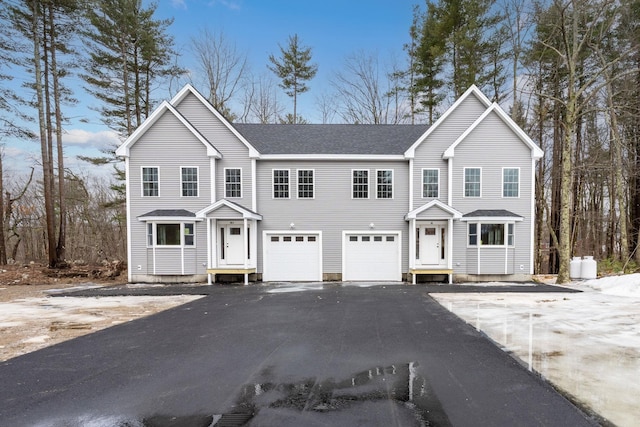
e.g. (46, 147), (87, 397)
(343, 232), (402, 281)
(263, 233), (322, 282)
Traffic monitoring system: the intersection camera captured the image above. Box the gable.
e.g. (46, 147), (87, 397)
(405, 86), (492, 158)
(116, 101), (220, 158)
(443, 104), (543, 160)
(171, 85), (260, 158)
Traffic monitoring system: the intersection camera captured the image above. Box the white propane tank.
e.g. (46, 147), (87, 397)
(570, 257), (582, 279)
(580, 256), (597, 280)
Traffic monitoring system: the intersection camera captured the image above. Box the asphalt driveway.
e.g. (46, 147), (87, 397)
(0, 283), (598, 426)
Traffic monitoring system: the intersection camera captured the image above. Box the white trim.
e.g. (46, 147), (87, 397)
(405, 85), (492, 158)
(262, 230), (323, 282)
(223, 167), (242, 199)
(375, 169), (394, 200)
(140, 166), (160, 198)
(501, 167), (520, 198)
(196, 199), (262, 221)
(145, 222), (198, 248)
(408, 219), (416, 269)
(296, 168), (315, 199)
(463, 167), (482, 198)
(460, 216), (523, 222)
(421, 168), (440, 199)
(170, 84), (260, 158)
(210, 158), (216, 204)
(272, 168), (291, 199)
(465, 222), (518, 248)
(448, 158), (453, 206)
(408, 159), (414, 211)
(251, 158), (257, 211)
(124, 158), (132, 282)
(180, 166), (200, 198)
(530, 158), (537, 274)
(116, 101), (221, 158)
(341, 230), (403, 282)
(260, 154), (405, 161)
(443, 103), (544, 160)
(139, 216), (202, 222)
(405, 199), (462, 220)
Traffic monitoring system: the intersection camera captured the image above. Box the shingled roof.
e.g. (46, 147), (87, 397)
(233, 124), (428, 155)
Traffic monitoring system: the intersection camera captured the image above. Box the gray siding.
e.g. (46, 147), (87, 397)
(174, 93), (254, 207)
(128, 109), (211, 276)
(255, 160), (410, 274)
(412, 93), (487, 210)
(450, 111), (534, 275)
(207, 205), (244, 219)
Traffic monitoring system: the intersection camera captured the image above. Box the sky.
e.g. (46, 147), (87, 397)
(3, 0), (418, 182)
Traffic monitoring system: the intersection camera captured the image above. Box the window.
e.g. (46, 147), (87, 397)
(298, 170), (314, 198)
(464, 168), (481, 197)
(422, 169), (439, 198)
(149, 223), (195, 247)
(467, 223), (515, 247)
(352, 170), (369, 198)
(273, 170), (289, 198)
(468, 223), (478, 246)
(225, 168), (241, 198)
(181, 167), (198, 197)
(503, 168), (519, 197)
(142, 167), (159, 197)
(376, 170), (393, 199)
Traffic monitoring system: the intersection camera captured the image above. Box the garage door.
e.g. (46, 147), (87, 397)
(343, 232), (402, 281)
(263, 233), (322, 281)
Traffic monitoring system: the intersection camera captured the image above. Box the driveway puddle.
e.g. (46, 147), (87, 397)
(234, 362), (451, 426)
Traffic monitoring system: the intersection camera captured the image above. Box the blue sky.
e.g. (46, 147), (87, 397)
(3, 0), (417, 179)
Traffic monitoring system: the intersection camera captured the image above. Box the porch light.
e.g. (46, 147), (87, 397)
(290, 222), (295, 229)
(369, 223), (375, 229)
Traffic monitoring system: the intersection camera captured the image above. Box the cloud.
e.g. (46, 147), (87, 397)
(208, 0), (242, 11)
(63, 129), (121, 151)
(171, 0), (188, 9)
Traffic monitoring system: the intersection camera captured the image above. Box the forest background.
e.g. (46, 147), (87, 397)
(0, 0), (638, 284)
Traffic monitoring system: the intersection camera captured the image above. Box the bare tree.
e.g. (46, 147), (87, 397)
(190, 27), (249, 119)
(242, 73), (284, 124)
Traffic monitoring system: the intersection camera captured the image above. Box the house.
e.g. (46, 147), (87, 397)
(116, 84), (543, 284)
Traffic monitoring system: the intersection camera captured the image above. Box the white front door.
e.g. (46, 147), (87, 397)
(219, 222), (245, 265)
(417, 223), (446, 266)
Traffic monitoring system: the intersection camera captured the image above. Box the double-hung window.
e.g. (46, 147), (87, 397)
(352, 170), (369, 199)
(422, 169), (439, 198)
(298, 170), (314, 198)
(376, 170), (393, 199)
(142, 167), (159, 197)
(225, 168), (241, 198)
(273, 169), (290, 198)
(503, 168), (519, 198)
(181, 167), (198, 197)
(464, 168), (481, 197)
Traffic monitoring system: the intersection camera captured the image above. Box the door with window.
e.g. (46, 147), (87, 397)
(218, 222), (246, 266)
(417, 222), (446, 266)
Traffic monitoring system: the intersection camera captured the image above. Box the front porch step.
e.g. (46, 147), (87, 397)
(409, 268), (453, 284)
(207, 268), (256, 285)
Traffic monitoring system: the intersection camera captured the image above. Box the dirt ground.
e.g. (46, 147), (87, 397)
(0, 263), (202, 362)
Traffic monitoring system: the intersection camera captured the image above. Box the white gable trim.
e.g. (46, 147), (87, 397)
(443, 103), (544, 160)
(404, 85), (492, 158)
(115, 101), (221, 158)
(171, 84), (260, 158)
(404, 200), (462, 220)
(195, 199), (263, 220)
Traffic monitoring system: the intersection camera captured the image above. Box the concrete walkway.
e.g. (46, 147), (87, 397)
(0, 283), (598, 426)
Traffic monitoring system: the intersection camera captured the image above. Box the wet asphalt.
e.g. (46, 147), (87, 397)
(0, 283), (600, 427)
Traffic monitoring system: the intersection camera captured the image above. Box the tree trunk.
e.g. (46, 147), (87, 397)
(0, 153), (6, 265)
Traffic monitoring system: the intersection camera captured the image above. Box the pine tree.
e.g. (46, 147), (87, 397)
(268, 34), (318, 124)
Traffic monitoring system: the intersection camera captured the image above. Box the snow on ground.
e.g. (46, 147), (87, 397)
(431, 275), (640, 427)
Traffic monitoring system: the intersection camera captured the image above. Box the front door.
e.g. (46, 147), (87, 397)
(417, 223), (446, 266)
(219, 222), (245, 265)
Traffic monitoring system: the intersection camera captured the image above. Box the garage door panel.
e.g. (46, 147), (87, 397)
(343, 233), (401, 281)
(263, 233), (321, 282)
